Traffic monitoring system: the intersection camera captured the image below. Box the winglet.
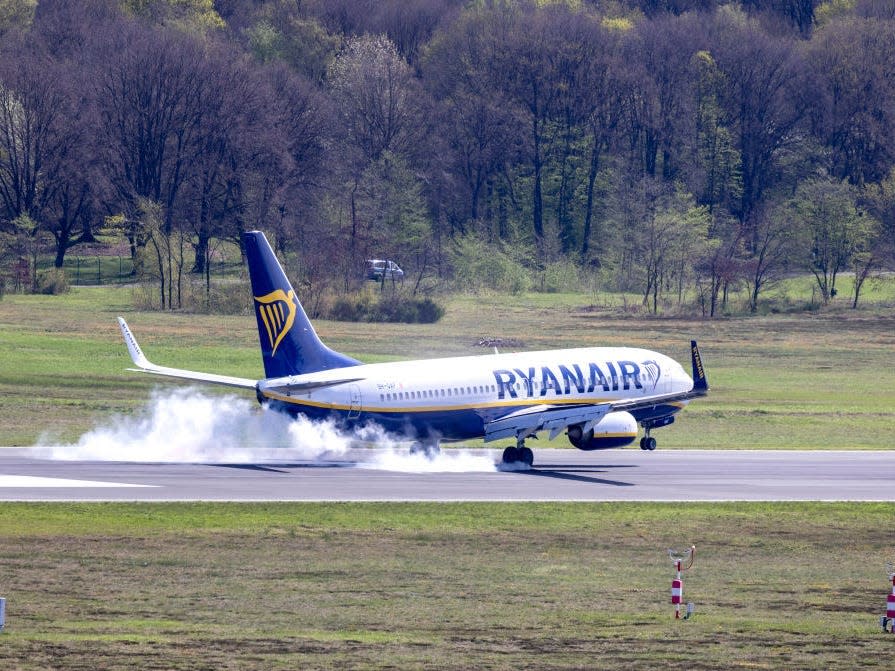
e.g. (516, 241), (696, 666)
(118, 317), (150, 369)
(690, 340), (709, 394)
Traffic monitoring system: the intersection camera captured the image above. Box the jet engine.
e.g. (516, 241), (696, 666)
(567, 411), (638, 450)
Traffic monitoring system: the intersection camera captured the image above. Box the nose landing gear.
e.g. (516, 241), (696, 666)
(639, 416), (675, 451)
(640, 435), (657, 451)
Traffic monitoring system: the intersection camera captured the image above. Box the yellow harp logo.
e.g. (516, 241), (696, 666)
(254, 289), (298, 357)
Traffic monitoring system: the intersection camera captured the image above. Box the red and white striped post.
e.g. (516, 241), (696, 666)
(668, 545), (695, 620)
(886, 570), (895, 632)
(671, 571), (683, 619)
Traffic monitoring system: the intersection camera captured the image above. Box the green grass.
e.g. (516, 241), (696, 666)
(0, 502), (892, 670)
(2, 284), (895, 446)
(2, 284), (894, 669)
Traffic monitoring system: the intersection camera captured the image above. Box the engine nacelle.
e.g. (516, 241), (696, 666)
(567, 411), (638, 450)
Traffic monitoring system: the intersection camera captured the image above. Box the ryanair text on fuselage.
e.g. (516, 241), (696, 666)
(492, 360), (659, 399)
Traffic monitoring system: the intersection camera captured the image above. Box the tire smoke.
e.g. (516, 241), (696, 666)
(34, 388), (497, 472)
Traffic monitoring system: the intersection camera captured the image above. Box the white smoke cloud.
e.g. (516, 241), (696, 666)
(34, 388), (496, 473)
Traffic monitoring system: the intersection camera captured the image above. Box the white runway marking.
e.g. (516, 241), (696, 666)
(0, 475), (155, 488)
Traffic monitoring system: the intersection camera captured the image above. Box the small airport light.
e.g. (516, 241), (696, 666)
(668, 545), (696, 620)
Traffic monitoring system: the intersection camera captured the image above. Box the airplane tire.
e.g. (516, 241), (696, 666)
(502, 446), (519, 463)
(647, 437), (657, 451)
(520, 447), (534, 466)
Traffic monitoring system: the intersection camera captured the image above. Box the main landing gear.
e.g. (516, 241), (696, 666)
(502, 435), (534, 466)
(639, 427), (657, 451)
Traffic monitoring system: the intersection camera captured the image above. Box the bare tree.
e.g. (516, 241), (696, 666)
(806, 17), (895, 188)
(422, 5), (524, 235)
(95, 22), (222, 307)
(745, 205), (797, 312)
(709, 8), (806, 249)
(0, 47), (67, 226)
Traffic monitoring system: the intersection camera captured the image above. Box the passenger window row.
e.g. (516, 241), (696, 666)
(380, 385), (498, 403)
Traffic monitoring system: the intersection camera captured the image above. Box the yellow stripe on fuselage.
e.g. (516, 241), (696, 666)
(259, 390), (654, 414)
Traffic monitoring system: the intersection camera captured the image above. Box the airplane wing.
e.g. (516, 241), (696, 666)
(484, 403), (613, 443)
(117, 317), (258, 389)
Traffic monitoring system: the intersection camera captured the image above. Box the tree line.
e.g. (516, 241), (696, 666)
(0, 0), (893, 314)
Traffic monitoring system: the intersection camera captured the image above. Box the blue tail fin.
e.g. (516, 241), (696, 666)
(690, 340), (709, 394)
(243, 231), (360, 378)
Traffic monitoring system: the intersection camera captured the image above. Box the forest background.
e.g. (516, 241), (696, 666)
(0, 0), (893, 318)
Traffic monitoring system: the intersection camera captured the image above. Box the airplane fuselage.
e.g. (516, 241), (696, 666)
(257, 346), (693, 442)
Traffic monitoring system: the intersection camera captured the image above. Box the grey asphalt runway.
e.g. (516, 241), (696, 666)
(1, 448), (892, 501)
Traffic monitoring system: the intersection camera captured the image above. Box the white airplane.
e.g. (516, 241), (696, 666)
(118, 231), (709, 466)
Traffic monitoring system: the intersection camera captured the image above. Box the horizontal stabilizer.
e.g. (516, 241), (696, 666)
(117, 318), (257, 389)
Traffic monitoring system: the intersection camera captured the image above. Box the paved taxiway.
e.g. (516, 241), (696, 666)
(1, 448), (893, 501)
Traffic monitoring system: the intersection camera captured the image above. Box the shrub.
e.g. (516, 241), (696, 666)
(414, 297), (444, 323)
(330, 293), (375, 321)
(540, 260), (582, 293)
(450, 233), (532, 294)
(37, 269), (70, 295)
(327, 293), (444, 324)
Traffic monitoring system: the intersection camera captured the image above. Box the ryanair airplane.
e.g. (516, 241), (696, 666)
(118, 231), (709, 466)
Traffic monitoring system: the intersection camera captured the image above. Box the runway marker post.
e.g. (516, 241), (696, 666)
(668, 545), (696, 620)
(883, 562), (895, 633)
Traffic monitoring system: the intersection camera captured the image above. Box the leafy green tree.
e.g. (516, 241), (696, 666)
(639, 187), (711, 313)
(355, 151), (432, 294)
(789, 178), (875, 304)
(0, 0), (34, 36)
(328, 34), (431, 287)
(690, 49), (741, 214)
(607, 177), (710, 313)
(246, 12), (337, 82)
(120, 0), (224, 34)
(449, 232), (531, 295)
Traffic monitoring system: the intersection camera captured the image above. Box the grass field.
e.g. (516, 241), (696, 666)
(1, 283), (894, 669)
(1, 502), (893, 671)
(1, 282), (894, 447)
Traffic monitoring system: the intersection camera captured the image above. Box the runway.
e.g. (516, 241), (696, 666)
(0, 448), (893, 501)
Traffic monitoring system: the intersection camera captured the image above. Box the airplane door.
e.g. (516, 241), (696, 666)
(348, 384), (362, 419)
